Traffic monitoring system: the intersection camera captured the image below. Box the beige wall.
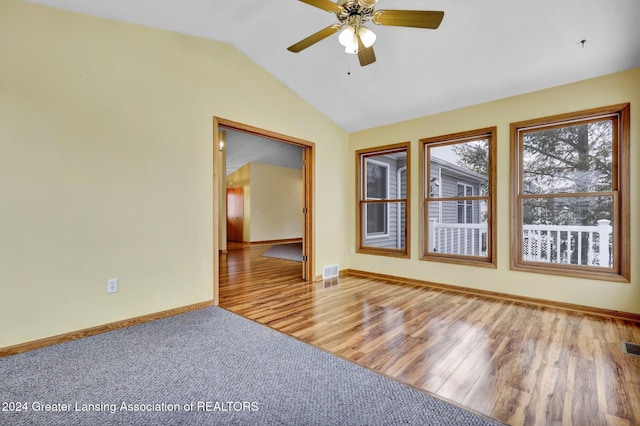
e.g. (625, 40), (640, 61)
(249, 163), (303, 242)
(0, 0), (350, 348)
(349, 67), (640, 314)
(226, 163), (303, 242)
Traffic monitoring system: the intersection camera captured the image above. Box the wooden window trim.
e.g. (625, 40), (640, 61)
(356, 142), (410, 258)
(420, 127), (497, 268)
(509, 103), (630, 282)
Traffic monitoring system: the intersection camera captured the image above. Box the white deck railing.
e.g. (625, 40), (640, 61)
(428, 220), (488, 256)
(428, 219), (612, 267)
(521, 219), (612, 267)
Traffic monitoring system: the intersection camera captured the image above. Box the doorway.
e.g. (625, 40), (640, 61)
(213, 118), (314, 304)
(226, 187), (244, 242)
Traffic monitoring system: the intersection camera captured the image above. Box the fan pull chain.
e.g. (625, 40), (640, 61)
(346, 53), (351, 75)
(346, 52), (355, 76)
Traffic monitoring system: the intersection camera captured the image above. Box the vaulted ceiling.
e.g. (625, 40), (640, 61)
(24, 0), (640, 132)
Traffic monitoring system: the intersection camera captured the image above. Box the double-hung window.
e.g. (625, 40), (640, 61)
(356, 143), (410, 257)
(421, 128), (496, 267)
(510, 104), (630, 282)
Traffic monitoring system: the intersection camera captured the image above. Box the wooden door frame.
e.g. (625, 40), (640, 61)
(213, 117), (315, 304)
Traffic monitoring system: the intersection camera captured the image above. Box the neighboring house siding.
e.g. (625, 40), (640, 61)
(364, 155), (405, 249)
(399, 167), (407, 250)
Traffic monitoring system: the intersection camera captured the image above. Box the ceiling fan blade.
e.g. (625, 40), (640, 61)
(298, 0), (343, 13)
(372, 10), (444, 29)
(357, 34), (376, 66)
(287, 24), (342, 53)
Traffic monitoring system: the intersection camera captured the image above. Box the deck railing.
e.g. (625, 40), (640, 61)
(428, 220), (488, 256)
(428, 219), (612, 266)
(521, 219), (612, 267)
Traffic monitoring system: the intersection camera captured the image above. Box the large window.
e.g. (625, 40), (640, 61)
(421, 128), (496, 267)
(510, 104), (630, 282)
(357, 143), (409, 257)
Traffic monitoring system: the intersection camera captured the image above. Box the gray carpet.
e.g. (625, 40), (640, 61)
(262, 242), (303, 262)
(0, 307), (503, 426)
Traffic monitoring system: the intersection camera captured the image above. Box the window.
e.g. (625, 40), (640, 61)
(421, 128), (496, 267)
(364, 159), (389, 237)
(510, 104), (630, 282)
(357, 143), (410, 257)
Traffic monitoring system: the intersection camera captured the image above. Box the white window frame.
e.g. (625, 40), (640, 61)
(456, 183), (474, 224)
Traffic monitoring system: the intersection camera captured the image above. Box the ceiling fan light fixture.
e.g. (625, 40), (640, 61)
(359, 26), (376, 48)
(338, 25), (355, 46)
(287, 0), (445, 67)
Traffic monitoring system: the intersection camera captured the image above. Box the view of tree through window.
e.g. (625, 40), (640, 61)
(421, 128), (496, 267)
(523, 120), (613, 266)
(511, 104), (630, 281)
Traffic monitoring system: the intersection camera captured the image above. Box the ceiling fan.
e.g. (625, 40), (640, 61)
(287, 0), (444, 67)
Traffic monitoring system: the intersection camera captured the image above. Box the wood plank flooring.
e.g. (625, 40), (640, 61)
(219, 245), (640, 425)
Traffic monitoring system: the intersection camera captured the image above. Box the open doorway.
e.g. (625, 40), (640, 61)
(213, 118), (314, 304)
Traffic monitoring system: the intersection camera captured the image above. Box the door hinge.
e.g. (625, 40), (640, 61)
(302, 207), (308, 214)
(302, 255), (308, 262)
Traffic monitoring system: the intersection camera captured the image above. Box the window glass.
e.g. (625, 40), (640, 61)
(365, 160), (389, 199)
(366, 203), (387, 235)
(427, 200), (489, 257)
(522, 120), (613, 195)
(521, 196), (613, 267)
(357, 144), (410, 257)
(421, 128), (496, 267)
(511, 104), (629, 281)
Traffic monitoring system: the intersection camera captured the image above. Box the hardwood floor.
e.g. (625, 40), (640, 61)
(219, 245), (640, 425)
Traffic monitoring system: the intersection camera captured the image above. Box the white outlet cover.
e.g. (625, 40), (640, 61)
(107, 278), (118, 293)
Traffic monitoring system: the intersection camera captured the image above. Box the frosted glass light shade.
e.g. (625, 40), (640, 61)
(339, 25), (376, 54)
(359, 27), (376, 48)
(338, 26), (355, 47)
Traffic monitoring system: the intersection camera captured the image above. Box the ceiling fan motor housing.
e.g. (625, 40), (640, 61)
(337, 0), (375, 24)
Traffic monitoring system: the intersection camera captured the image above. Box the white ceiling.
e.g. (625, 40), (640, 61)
(24, 0), (640, 133)
(223, 128), (303, 176)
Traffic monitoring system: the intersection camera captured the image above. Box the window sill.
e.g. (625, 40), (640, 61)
(510, 261), (630, 283)
(420, 254), (497, 269)
(357, 248), (410, 259)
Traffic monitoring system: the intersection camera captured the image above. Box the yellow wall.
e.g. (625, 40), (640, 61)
(349, 67), (640, 314)
(0, 0), (349, 348)
(226, 162), (303, 242)
(249, 163), (303, 242)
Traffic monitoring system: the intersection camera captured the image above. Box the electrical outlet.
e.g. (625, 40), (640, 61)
(107, 278), (118, 294)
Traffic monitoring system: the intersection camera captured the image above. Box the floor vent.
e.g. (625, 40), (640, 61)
(322, 264), (339, 280)
(622, 341), (640, 356)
